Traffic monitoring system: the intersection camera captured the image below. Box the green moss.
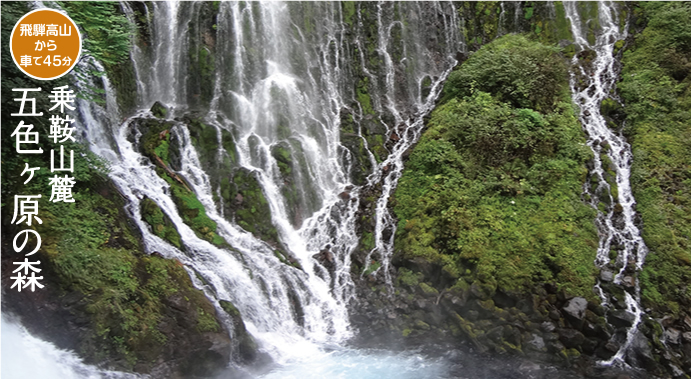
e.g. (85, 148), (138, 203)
(141, 198), (182, 248)
(159, 173), (227, 248)
(186, 118), (220, 165)
(397, 267), (422, 288)
(365, 134), (388, 163)
(343, 2), (356, 27)
(154, 134), (171, 165)
(361, 231), (375, 251)
(524, 6), (534, 20)
(618, 2), (691, 317)
(357, 78), (375, 115)
(229, 168), (278, 243)
(441, 35), (568, 113)
(419, 282), (439, 296)
(271, 144), (293, 177)
(196, 307), (221, 332)
(34, 185), (219, 369)
(393, 35), (598, 298)
(363, 260), (381, 276)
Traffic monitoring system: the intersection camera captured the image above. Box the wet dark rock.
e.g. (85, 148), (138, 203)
(150, 101), (168, 119)
(684, 315), (691, 331)
(582, 321), (611, 341)
(596, 341), (618, 360)
(683, 332), (691, 343)
(558, 328), (585, 349)
(548, 340), (566, 354)
(527, 334), (546, 351)
(563, 297), (588, 329)
(626, 331), (658, 371)
(608, 310), (636, 328)
(665, 328), (682, 345)
(486, 326), (504, 343)
(588, 302), (607, 317)
(466, 310), (480, 322)
(661, 315), (676, 328)
(493, 289), (517, 309)
(549, 310), (561, 321)
(600, 270), (614, 282)
(542, 321), (557, 333)
(470, 281), (494, 301)
(622, 276), (635, 288)
(581, 338), (599, 356)
(313, 247), (335, 273)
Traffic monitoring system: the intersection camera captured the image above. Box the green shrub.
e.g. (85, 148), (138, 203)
(440, 34), (568, 113)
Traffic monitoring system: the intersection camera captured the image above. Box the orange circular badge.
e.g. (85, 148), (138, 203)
(10, 8), (82, 81)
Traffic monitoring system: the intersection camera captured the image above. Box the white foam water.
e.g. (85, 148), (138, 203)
(564, 1), (648, 366)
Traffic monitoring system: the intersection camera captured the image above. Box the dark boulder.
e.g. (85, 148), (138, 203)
(558, 328), (585, 349)
(562, 297), (588, 329)
(151, 101), (168, 119)
(608, 310), (636, 329)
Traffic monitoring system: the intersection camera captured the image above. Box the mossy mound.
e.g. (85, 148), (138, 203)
(141, 197), (182, 248)
(134, 116), (228, 248)
(393, 34), (598, 298)
(618, 2), (691, 317)
(227, 168), (278, 245)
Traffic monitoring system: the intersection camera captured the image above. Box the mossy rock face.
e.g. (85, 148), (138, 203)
(219, 300), (260, 364)
(271, 142), (293, 179)
(618, 2), (691, 319)
(185, 116), (220, 171)
(164, 175), (228, 247)
(133, 117), (177, 168)
(269, 142), (302, 226)
(2, 177), (231, 375)
(181, 1), (218, 110)
(141, 197), (183, 248)
(151, 101), (168, 119)
(130, 115), (228, 248)
(227, 167), (278, 244)
(340, 132), (373, 186)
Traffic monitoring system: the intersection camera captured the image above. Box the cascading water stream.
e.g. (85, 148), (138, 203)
(75, 0), (464, 369)
(358, 2), (462, 287)
(1, 315), (145, 379)
(564, 1), (648, 367)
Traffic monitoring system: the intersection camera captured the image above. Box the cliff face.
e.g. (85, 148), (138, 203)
(2, 2), (690, 378)
(350, 3), (691, 378)
(1, 2), (257, 377)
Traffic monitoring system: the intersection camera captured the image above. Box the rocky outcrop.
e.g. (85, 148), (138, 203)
(1, 178), (257, 378)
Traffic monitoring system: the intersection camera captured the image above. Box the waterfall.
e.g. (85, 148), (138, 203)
(1, 315), (144, 379)
(72, 0), (463, 366)
(564, 1), (648, 367)
(358, 2), (461, 287)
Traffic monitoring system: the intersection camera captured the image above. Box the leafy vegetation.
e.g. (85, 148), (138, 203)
(37, 188), (219, 367)
(441, 34), (567, 112)
(58, 2), (132, 67)
(393, 35), (599, 296)
(618, 2), (691, 316)
(58, 2), (135, 108)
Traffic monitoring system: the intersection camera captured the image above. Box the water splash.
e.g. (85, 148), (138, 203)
(1, 314), (145, 379)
